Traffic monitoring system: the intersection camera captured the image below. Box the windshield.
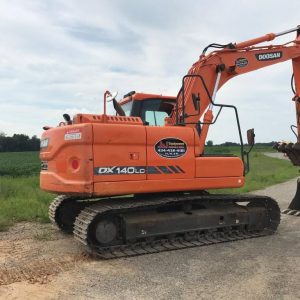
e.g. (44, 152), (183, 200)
(120, 101), (133, 116)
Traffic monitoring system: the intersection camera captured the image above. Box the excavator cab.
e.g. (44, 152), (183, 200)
(118, 91), (176, 126)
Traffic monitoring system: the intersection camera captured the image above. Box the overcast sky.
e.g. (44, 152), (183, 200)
(0, 0), (300, 143)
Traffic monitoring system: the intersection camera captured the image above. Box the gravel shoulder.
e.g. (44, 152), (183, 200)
(263, 152), (289, 160)
(1, 178), (300, 300)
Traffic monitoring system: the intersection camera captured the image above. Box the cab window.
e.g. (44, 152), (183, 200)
(134, 99), (174, 125)
(123, 98), (175, 126)
(145, 111), (168, 126)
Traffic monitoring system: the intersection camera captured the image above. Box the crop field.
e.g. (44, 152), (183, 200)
(0, 147), (299, 231)
(0, 152), (53, 230)
(0, 151), (40, 177)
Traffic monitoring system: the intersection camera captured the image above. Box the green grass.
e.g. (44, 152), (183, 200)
(0, 175), (53, 231)
(205, 145), (298, 193)
(0, 151), (53, 231)
(0, 147), (298, 231)
(204, 144), (276, 155)
(215, 151), (299, 193)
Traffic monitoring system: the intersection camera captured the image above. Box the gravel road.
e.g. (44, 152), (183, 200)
(1, 177), (300, 300)
(264, 152), (289, 160)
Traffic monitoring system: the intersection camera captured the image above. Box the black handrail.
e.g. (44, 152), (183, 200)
(291, 124), (298, 140)
(176, 74), (246, 173)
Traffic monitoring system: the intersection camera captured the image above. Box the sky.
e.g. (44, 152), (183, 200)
(0, 0), (300, 144)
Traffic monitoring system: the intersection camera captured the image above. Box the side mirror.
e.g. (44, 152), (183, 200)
(247, 128), (255, 146)
(103, 90), (118, 115)
(112, 98), (126, 116)
(106, 91), (118, 102)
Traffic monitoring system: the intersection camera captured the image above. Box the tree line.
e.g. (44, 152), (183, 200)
(0, 132), (40, 152)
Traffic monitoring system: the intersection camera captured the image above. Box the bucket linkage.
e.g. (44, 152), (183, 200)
(282, 178), (300, 216)
(273, 141), (300, 216)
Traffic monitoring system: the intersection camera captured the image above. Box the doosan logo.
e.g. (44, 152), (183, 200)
(255, 51), (282, 61)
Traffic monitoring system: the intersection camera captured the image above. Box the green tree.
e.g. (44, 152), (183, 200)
(0, 133), (40, 152)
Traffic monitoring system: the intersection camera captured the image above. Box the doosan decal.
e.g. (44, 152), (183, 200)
(155, 138), (187, 158)
(235, 58), (248, 68)
(255, 51), (282, 61)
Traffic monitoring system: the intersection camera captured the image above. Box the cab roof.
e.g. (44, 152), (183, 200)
(119, 92), (176, 105)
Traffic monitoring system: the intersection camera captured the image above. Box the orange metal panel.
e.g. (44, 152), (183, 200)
(92, 123), (147, 182)
(93, 176), (244, 197)
(40, 172), (93, 194)
(195, 156), (244, 178)
(40, 124), (94, 194)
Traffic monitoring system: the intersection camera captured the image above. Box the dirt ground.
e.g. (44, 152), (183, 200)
(1, 177), (300, 300)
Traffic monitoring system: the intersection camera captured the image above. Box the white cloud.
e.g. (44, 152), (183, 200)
(0, 0), (300, 143)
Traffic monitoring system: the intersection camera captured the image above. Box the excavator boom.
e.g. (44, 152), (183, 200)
(171, 26), (300, 156)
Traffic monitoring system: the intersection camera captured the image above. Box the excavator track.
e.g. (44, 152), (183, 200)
(49, 195), (89, 233)
(73, 193), (280, 259)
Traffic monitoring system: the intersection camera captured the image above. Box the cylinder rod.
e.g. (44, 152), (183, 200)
(275, 25), (300, 37)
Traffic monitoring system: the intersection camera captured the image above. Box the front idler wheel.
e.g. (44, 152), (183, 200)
(91, 216), (122, 246)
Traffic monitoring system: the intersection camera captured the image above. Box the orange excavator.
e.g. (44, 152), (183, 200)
(40, 26), (300, 258)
